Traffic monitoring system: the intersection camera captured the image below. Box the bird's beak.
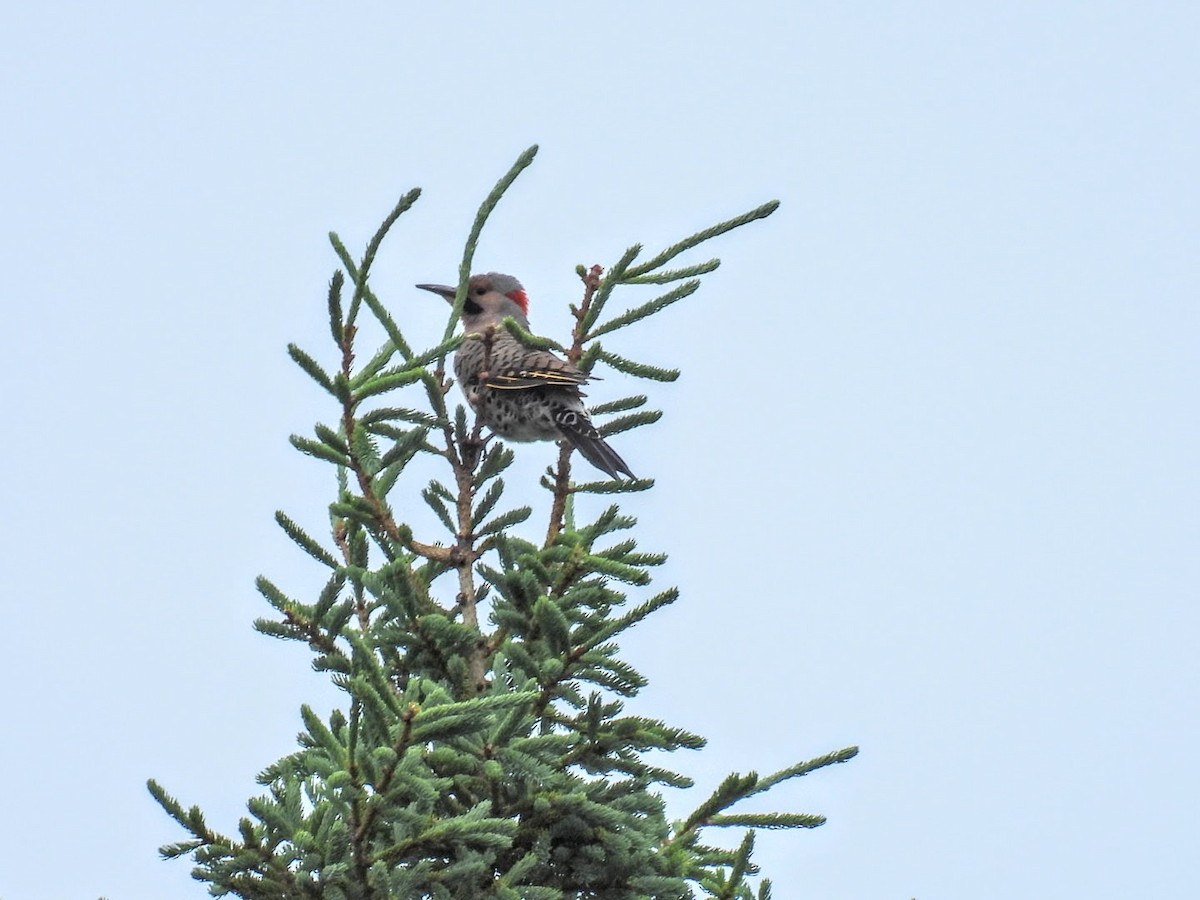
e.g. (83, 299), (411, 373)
(415, 283), (456, 303)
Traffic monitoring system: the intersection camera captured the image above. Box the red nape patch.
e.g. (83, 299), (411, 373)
(506, 289), (529, 315)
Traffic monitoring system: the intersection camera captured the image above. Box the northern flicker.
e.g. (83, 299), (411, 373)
(416, 273), (635, 480)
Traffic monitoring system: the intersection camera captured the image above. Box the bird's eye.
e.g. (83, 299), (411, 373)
(474, 287), (486, 296)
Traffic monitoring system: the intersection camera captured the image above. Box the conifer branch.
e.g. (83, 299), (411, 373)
(288, 343), (337, 395)
(622, 200), (779, 279)
(502, 316), (564, 352)
(362, 287), (414, 363)
(441, 144), (539, 344)
(622, 258), (720, 284)
(327, 270), (345, 343)
(345, 188), (422, 328)
(584, 279), (700, 341)
(708, 812), (827, 829)
(746, 746), (860, 799)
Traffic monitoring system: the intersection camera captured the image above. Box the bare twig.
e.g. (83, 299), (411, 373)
(545, 265), (604, 545)
(452, 434), (488, 693)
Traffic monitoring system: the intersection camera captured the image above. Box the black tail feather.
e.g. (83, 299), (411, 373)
(555, 418), (635, 481)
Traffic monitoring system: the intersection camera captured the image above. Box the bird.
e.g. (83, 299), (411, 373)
(416, 273), (635, 480)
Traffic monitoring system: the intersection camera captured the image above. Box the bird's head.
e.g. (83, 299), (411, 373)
(416, 272), (530, 332)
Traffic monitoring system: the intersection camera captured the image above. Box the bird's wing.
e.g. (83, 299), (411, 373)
(483, 350), (594, 391)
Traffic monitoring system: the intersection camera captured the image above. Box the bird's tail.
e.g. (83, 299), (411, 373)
(554, 412), (635, 480)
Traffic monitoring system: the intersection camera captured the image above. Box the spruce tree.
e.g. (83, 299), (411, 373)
(149, 145), (857, 899)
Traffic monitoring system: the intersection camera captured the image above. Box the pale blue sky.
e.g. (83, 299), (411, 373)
(2, 2), (1197, 898)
